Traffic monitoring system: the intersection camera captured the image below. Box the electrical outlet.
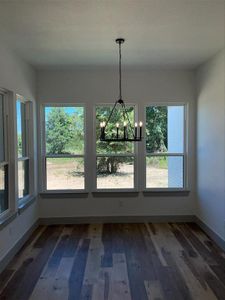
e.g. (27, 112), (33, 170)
(119, 200), (123, 208)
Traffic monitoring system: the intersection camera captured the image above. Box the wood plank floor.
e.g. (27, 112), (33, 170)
(0, 223), (225, 300)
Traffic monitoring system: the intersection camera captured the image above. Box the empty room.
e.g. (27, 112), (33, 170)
(0, 0), (225, 299)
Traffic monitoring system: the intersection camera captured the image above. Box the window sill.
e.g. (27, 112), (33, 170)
(143, 189), (190, 196)
(18, 196), (36, 214)
(0, 212), (17, 231)
(39, 189), (190, 197)
(92, 189), (139, 197)
(40, 191), (89, 198)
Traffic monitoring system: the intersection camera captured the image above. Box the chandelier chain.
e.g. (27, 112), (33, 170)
(119, 42), (122, 100)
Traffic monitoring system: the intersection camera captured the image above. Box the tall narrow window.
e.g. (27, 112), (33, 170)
(0, 93), (9, 216)
(44, 105), (85, 191)
(145, 105), (186, 189)
(95, 105), (136, 190)
(16, 97), (30, 200)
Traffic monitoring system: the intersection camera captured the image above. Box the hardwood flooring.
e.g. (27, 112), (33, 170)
(0, 223), (225, 300)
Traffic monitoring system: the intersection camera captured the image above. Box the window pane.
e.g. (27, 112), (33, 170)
(0, 95), (4, 162)
(18, 160), (29, 198)
(17, 100), (26, 157)
(0, 165), (8, 214)
(146, 156), (183, 188)
(46, 157), (84, 190)
(97, 156), (134, 189)
(146, 106), (184, 153)
(45, 107), (84, 155)
(96, 106), (134, 154)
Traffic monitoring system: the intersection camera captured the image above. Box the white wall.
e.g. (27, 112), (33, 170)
(196, 49), (225, 241)
(0, 44), (38, 263)
(37, 68), (196, 218)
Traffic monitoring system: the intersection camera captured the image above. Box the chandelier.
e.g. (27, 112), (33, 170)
(100, 38), (143, 142)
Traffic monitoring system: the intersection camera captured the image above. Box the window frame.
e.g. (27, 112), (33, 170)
(16, 94), (34, 205)
(144, 102), (188, 191)
(0, 90), (10, 219)
(41, 103), (87, 193)
(93, 103), (139, 192)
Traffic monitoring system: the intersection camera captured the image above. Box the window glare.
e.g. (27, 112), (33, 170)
(168, 106), (184, 153)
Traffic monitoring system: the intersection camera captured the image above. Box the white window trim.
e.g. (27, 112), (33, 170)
(16, 94), (35, 205)
(39, 101), (190, 194)
(0, 90), (11, 219)
(41, 103), (87, 193)
(93, 103), (139, 192)
(144, 102), (189, 191)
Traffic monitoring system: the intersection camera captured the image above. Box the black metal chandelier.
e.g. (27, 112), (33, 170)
(100, 38), (143, 142)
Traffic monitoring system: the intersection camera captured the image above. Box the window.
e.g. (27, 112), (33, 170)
(43, 105), (85, 191)
(145, 105), (186, 189)
(95, 105), (136, 190)
(0, 92), (9, 216)
(16, 97), (30, 201)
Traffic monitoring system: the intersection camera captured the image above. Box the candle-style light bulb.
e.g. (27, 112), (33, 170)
(116, 123), (119, 139)
(139, 121), (143, 139)
(123, 121), (127, 139)
(100, 122), (103, 139)
(101, 121), (106, 139)
(134, 122), (138, 139)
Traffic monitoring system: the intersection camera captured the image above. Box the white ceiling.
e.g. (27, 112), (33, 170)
(0, 0), (224, 69)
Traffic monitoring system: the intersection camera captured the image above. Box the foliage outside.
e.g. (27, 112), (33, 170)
(17, 135), (22, 157)
(146, 106), (167, 153)
(45, 106), (168, 177)
(146, 106), (168, 169)
(45, 107), (84, 155)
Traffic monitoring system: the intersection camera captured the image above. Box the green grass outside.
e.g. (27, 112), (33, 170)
(47, 157), (83, 164)
(146, 156), (168, 169)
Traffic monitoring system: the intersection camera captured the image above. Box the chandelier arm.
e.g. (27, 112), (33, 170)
(105, 100), (119, 128)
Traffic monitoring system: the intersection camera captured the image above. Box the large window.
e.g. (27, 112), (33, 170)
(0, 93), (9, 216)
(95, 105), (136, 190)
(145, 105), (186, 189)
(43, 105), (85, 191)
(16, 97), (30, 200)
